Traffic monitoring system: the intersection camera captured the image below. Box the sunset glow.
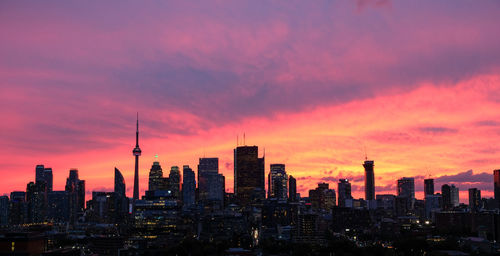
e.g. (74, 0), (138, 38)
(1, 1), (499, 203)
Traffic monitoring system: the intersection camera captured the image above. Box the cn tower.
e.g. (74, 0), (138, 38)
(132, 113), (142, 201)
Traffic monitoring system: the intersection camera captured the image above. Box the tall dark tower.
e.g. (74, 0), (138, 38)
(132, 114), (142, 201)
(363, 160), (375, 201)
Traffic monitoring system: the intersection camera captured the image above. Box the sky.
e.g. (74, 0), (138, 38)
(1, 0), (500, 203)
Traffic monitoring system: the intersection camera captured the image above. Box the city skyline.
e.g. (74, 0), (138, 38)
(1, 1), (500, 203)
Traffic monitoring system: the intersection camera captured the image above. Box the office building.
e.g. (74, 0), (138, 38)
(182, 165), (196, 209)
(338, 179), (353, 207)
(424, 178), (434, 196)
(397, 177), (415, 199)
(114, 167), (126, 197)
(234, 146), (265, 205)
(268, 164), (288, 200)
(168, 166), (181, 199)
(363, 160), (375, 201)
(289, 176), (297, 202)
(469, 188), (481, 212)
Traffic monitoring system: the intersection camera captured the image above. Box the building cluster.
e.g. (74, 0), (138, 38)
(1, 118), (500, 255)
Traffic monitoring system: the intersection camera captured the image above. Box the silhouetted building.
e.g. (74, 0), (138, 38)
(397, 177), (415, 199)
(9, 191), (26, 225)
(268, 164), (287, 200)
(424, 178), (434, 196)
(114, 168), (126, 197)
(65, 169), (85, 225)
(168, 166), (181, 199)
(309, 183), (336, 211)
(450, 184), (459, 207)
(88, 191), (125, 223)
(425, 194), (441, 219)
(198, 157), (218, 200)
(442, 184), (452, 210)
(0, 196), (8, 226)
(234, 146), (265, 206)
(26, 181), (47, 223)
(363, 160), (375, 201)
(182, 165), (196, 209)
(469, 188), (481, 212)
(338, 179), (353, 207)
(148, 159), (165, 191)
(35, 165), (53, 192)
(35, 165), (45, 184)
(495, 169), (500, 207)
(289, 176), (297, 202)
(47, 191), (70, 223)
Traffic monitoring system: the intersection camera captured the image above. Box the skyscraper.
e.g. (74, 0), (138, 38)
(9, 191), (26, 225)
(450, 184), (459, 207)
(234, 146), (265, 206)
(0, 196), (8, 226)
(35, 165), (45, 184)
(115, 168), (126, 197)
(468, 188), (481, 211)
(168, 166), (181, 199)
(132, 114), (142, 201)
(198, 158), (219, 202)
(148, 159), (164, 191)
(268, 164), (288, 200)
(441, 184), (452, 210)
(289, 175), (297, 202)
(494, 169), (500, 207)
(182, 165), (196, 209)
(397, 177), (415, 199)
(338, 179), (353, 207)
(309, 183), (336, 210)
(35, 165), (52, 192)
(363, 160), (375, 201)
(65, 169), (85, 225)
(26, 181), (47, 223)
(198, 158), (224, 208)
(424, 178), (434, 196)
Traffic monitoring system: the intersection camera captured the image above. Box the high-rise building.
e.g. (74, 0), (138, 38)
(363, 160), (375, 201)
(148, 160), (164, 191)
(182, 165), (196, 209)
(197, 158), (225, 209)
(26, 181), (47, 223)
(65, 169), (85, 224)
(450, 185), (459, 207)
(168, 166), (181, 199)
(9, 191), (26, 225)
(43, 168), (53, 192)
(468, 188), (481, 211)
(424, 178), (434, 196)
(198, 157), (219, 201)
(289, 176), (297, 202)
(309, 183), (336, 211)
(268, 164), (288, 200)
(338, 179), (353, 207)
(234, 146), (265, 205)
(495, 169), (500, 207)
(47, 191), (70, 223)
(397, 177), (415, 199)
(441, 184), (452, 210)
(115, 168), (126, 197)
(35, 165), (45, 184)
(0, 196), (9, 226)
(35, 165), (52, 192)
(132, 114), (142, 202)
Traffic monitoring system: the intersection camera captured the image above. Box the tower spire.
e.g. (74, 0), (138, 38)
(136, 112), (139, 147)
(132, 113), (142, 204)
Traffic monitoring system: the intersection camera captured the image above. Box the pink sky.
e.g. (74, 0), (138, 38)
(1, 1), (499, 203)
